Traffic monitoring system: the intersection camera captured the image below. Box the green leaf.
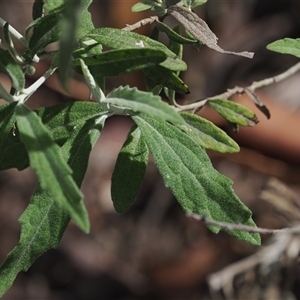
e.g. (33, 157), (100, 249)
(164, 25), (183, 102)
(182, 0), (192, 8)
(105, 85), (185, 124)
(207, 99), (258, 127)
(180, 112), (240, 153)
(111, 125), (148, 213)
(191, 0), (207, 9)
(58, 0), (82, 89)
(43, 0), (64, 12)
(132, 1), (162, 12)
(0, 113), (106, 297)
(0, 49), (25, 90)
(87, 27), (187, 71)
(15, 103), (89, 232)
(0, 101), (106, 171)
(74, 48), (168, 77)
(143, 66), (189, 94)
(44, 0), (91, 13)
(133, 114), (260, 245)
(266, 38), (300, 58)
(29, 12), (61, 56)
(155, 20), (197, 45)
(0, 185), (70, 298)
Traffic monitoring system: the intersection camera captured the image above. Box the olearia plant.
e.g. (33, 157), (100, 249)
(1, 0), (300, 296)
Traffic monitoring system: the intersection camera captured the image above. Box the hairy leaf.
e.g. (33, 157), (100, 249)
(0, 114), (106, 297)
(180, 112), (240, 153)
(133, 114), (260, 245)
(0, 49), (25, 90)
(15, 103), (89, 232)
(267, 38), (300, 58)
(207, 99), (258, 127)
(111, 125), (148, 213)
(87, 27), (187, 71)
(105, 85), (185, 124)
(74, 48), (167, 77)
(0, 185), (69, 298)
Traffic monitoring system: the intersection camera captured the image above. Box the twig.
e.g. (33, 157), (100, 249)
(188, 213), (300, 234)
(207, 224), (300, 297)
(122, 16), (158, 31)
(177, 61), (300, 113)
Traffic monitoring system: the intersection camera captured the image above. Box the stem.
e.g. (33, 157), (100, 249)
(16, 68), (57, 103)
(122, 16), (158, 31)
(188, 213), (300, 234)
(177, 61), (300, 113)
(0, 17), (27, 46)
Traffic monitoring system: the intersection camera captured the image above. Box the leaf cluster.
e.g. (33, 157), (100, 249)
(1, 0), (298, 296)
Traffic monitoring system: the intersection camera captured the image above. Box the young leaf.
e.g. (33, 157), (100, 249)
(207, 99), (258, 127)
(143, 66), (189, 94)
(164, 25), (183, 102)
(15, 103), (89, 233)
(132, 114), (260, 245)
(132, 1), (162, 12)
(87, 28), (187, 71)
(73, 48), (168, 77)
(267, 38), (300, 58)
(0, 114), (107, 297)
(191, 0), (207, 9)
(111, 125), (149, 213)
(180, 112), (240, 153)
(155, 20), (197, 45)
(105, 85), (185, 125)
(0, 49), (25, 90)
(80, 59), (105, 103)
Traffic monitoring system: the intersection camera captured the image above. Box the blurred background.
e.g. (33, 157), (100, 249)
(1, 0), (300, 299)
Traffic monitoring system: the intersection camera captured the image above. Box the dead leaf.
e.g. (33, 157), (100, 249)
(167, 5), (254, 59)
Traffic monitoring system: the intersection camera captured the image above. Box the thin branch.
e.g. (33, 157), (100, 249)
(0, 17), (27, 46)
(188, 213), (300, 234)
(122, 16), (158, 31)
(177, 61), (300, 113)
(15, 67), (57, 103)
(207, 224), (300, 296)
